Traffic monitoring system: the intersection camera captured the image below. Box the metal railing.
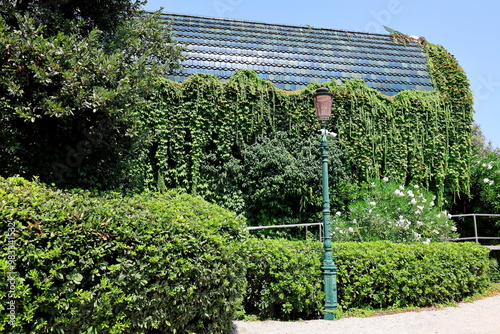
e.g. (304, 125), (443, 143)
(246, 214), (500, 248)
(247, 222), (323, 241)
(450, 213), (500, 250)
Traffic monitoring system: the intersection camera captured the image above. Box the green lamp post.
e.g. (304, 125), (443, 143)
(313, 87), (338, 320)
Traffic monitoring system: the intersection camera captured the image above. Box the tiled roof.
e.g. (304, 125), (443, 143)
(162, 13), (434, 96)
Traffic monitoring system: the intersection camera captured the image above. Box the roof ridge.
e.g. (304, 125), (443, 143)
(159, 12), (394, 38)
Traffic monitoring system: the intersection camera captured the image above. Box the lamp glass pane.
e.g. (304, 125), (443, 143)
(314, 95), (332, 120)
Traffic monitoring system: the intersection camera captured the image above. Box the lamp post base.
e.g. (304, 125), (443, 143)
(322, 262), (338, 320)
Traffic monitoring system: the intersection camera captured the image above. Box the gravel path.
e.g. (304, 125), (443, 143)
(232, 294), (500, 334)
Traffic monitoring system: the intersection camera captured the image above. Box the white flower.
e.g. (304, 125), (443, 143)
(416, 221), (424, 226)
(430, 201), (435, 207)
(370, 182), (376, 187)
(423, 238), (431, 245)
(399, 185), (405, 190)
(414, 185), (419, 189)
(352, 219), (357, 224)
(368, 209), (372, 213)
(488, 164), (493, 169)
(369, 201), (376, 206)
(348, 227), (354, 233)
(410, 198), (417, 205)
(415, 210), (421, 214)
(484, 178), (490, 184)
(336, 211), (342, 216)
(489, 180), (495, 185)
(382, 177), (389, 182)
(407, 190), (414, 197)
(339, 230), (344, 234)
(422, 198), (427, 203)
(451, 226), (457, 232)
(482, 163), (487, 168)
(433, 230), (440, 234)
(417, 205), (424, 211)
(394, 189), (405, 197)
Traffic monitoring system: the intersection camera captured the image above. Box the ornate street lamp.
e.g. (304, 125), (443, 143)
(313, 87), (338, 320)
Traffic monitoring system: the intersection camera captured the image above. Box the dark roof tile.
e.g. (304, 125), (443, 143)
(162, 13), (434, 95)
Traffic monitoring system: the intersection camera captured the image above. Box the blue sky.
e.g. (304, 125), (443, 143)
(145, 0), (500, 148)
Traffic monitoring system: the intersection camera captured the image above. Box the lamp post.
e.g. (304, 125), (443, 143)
(313, 87), (338, 320)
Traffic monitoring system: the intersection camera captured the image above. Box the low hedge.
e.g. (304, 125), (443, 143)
(335, 241), (490, 309)
(243, 238), (324, 320)
(243, 238), (490, 319)
(0, 176), (247, 333)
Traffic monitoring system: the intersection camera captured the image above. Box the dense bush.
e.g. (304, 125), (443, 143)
(243, 238), (490, 319)
(335, 241), (490, 309)
(450, 144), (500, 241)
(0, 176), (247, 333)
(201, 131), (353, 237)
(332, 178), (458, 243)
(243, 238), (324, 320)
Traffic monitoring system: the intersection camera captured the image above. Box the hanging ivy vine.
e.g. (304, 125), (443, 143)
(142, 41), (473, 208)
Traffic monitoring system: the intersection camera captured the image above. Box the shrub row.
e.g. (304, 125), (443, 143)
(242, 238), (324, 320)
(243, 239), (491, 319)
(1, 176), (492, 329)
(0, 176), (247, 333)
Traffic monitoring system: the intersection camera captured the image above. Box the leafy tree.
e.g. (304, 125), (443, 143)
(471, 122), (500, 158)
(3, 0), (146, 35)
(0, 2), (184, 190)
(449, 123), (500, 241)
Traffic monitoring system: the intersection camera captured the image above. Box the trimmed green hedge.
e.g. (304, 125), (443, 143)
(335, 241), (490, 309)
(243, 238), (324, 320)
(0, 176), (247, 333)
(243, 238), (490, 319)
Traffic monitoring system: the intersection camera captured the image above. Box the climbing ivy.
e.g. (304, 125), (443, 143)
(141, 41), (473, 219)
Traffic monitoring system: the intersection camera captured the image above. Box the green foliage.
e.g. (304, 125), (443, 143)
(3, 0), (146, 35)
(450, 125), (500, 241)
(243, 238), (324, 320)
(465, 154), (500, 212)
(335, 241), (490, 309)
(332, 178), (458, 242)
(489, 258), (500, 283)
(1, 7), (474, 230)
(242, 239), (490, 319)
(0, 176), (247, 333)
(0, 5), (184, 190)
(228, 132), (351, 232)
(147, 41), (473, 223)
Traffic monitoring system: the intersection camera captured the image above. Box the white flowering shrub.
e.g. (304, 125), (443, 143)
(331, 178), (458, 243)
(468, 152), (500, 211)
(450, 150), (500, 239)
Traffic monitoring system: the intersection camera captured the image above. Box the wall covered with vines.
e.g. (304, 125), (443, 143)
(142, 41), (473, 216)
